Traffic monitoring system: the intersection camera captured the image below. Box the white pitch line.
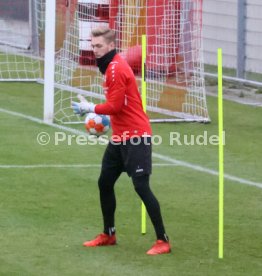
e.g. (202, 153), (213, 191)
(152, 153), (262, 189)
(0, 164), (101, 169)
(0, 107), (261, 189)
(0, 108), (88, 136)
(0, 163), (177, 169)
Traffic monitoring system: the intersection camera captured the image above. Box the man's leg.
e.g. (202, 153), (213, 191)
(83, 143), (123, 247)
(98, 166), (122, 235)
(132, 174), (171, 255)
(131, 174), (168, 242)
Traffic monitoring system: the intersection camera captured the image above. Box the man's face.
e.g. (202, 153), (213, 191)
(91, 36), (115, 59)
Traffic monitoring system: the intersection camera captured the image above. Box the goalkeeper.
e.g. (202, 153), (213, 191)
(72, 27), (171, 255)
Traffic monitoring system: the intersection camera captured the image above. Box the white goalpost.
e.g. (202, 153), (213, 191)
(0, 0), (210, 123)
(43, 0), (55, 123)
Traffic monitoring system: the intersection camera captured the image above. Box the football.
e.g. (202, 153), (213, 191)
(84, 113), (110, 136)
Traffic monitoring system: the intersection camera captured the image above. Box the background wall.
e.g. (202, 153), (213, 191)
(202, 0), (262, 78)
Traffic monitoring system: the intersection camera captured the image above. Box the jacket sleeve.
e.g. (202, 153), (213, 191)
(95, 63), (126, 115)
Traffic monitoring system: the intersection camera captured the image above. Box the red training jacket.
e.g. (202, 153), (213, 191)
(94, 54), (152, 141)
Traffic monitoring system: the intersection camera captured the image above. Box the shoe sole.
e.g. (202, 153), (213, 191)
(146, 249), (171, 255)
(83, 242), (117, 247)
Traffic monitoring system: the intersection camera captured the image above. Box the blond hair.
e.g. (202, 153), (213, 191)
(91, 27), (116, 44)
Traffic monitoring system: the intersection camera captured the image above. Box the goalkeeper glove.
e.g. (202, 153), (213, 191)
(71, 95), (96, 116)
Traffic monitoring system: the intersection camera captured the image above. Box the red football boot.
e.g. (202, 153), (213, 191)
(83, 233), (116, 247)
(146, 240), (171, 255)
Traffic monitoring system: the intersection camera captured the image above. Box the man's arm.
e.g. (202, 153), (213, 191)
(95, 64), (126, 115)
(71, 63), (127, 116)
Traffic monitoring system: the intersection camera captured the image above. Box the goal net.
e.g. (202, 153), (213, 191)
(0, 0), (210, 123)
(0, 0), (42, 81)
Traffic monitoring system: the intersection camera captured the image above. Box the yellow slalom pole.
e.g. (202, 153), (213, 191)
(141, 35), (147, 111)
(218, 48), (224, 259)
(141, 34), (147, 234)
